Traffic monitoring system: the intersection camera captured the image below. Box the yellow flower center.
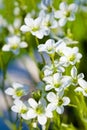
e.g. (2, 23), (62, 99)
(32, 26), (39, 32)
(35, 105), (44, 114)
(15, 88), (24, 97)
(20, 108), (27, 114)
(64, 11), (71, 17)
(54, 82), (61, 88)
(11, 43), (18, 50)
(85, 88), (87, 93)
(44, 21), (51, 27)
(58, 99), (63, 106)
(68, 54), (76, 61)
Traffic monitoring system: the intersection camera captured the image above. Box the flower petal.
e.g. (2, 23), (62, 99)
(12, 82), (23, 89)
(11, 105), (19, 113)
(5, 88), (14, 95)
(59, 2), (68, 10)
(45, 85), (52, 91)
(59, 18), (67, 26)
(38, 115), (47, 125)
(56, 106), (64, 114)
(20, 25), (29, 32)
(78, 79), (87, 89)
(28, 98), (38, 108)
(47, 92), (56, 102)
(20, 42), (28, 48)
(71, 66), (77, 79)
(2, 45), (10, 51)
(62, 97), (70, 106)
(47, 103), (56, 111)
(27, 109), (37, 119)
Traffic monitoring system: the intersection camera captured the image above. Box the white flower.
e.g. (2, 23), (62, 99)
(60, 47), (82, 66)
(43, 60), (65, 76)
(47, 91), (70, 114)
(40, 0), (53, 10)
(43, 73), (70, 91)
(11, 99), (29, 120)
(13, 18), (21, 29)
(38, 39), (57, 55)
(2, 35), (28, 55)
(55, 39), (66, 56)
(63, 37), (78, 45)
(41, 13), (58, 35)
(5, 82), (29, 99)
(27, 98), (53, 125)
(54, 2), (78, 26)
(20, 17), (45, 39)
(0, 15), (7, 27)
(71, 66), (84, 86)
(75, 79), (87, 97)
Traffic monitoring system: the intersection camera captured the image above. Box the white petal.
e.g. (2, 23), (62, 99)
(46, 110), (53, 118)
(69, 3), (78, 12)
(47, 92), (56, 102)
(28, 98), (38, 108)
(43, 76), (52, 84)
(78, 73), (84, 79)
(2, 45), (10, 51)
(83, 91), (87, 97)
(60, 56), (67, 63)
(56, 106), (64, 114)
(38, 115), (47, 125)
(21, 113), (29, 120)
(78, 79), (87, 89)
(54, 73), (62, 81)
(71, 66), (77, 79)
(45, 85), (52, 91)
(59, 2), (68, 10)
(14, 99), (23, 107)
(73, 47), (78, 53)
(54, 11), (63, 18)
(35, 17), (42, 26)
(75, 87), (84, 93)
(12, 82), (23, 89)
(24, 17), (33, 26)
(27, 109), (37, 119)
(47, 103), (56, 111)
(68, 13), (75, 21)
(5, 88), (14, 95)
(11, 105), (19, 113)
(20, 25), (29, 32)
(77, 53), (82, 60)
(20, 42), (28, 48)
(59, 18), (67, 26)
(33, 31), (44, 39)
(62, 97), (70, 106)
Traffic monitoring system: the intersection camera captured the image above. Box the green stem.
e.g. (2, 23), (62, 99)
(19, 118), (23, 130)
(35, 37), (46, 65)
(51, 54), (55, 68)
(35, 37), (39, 46)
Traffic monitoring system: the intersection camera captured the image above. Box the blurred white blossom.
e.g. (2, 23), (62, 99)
(11, 99), (29, 120)
(27, 98), (53, 125)
(2, 35), (28, 54)
(47, 91), (70, 114)
(5, 82), (29, 99)
(55, 2), (78, 26)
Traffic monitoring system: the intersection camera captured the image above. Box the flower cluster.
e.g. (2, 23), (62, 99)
(3, 0), (87, 129)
